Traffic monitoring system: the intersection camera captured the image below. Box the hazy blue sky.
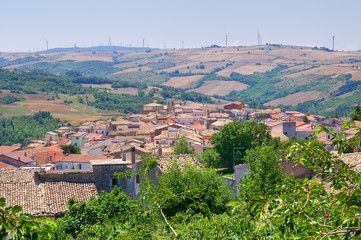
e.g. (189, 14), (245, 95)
(1, 0), (360, 52)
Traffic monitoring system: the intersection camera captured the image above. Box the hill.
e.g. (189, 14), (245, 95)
(1, 44), (361, 116)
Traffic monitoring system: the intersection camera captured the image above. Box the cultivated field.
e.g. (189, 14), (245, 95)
(162, 75), (204, 89)
(189, 81), (249, 96)
(265, 91), (322, 106)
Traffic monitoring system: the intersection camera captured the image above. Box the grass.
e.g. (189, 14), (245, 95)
(0, 104), (33, 117)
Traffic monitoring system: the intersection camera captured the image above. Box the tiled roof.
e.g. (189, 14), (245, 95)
(5, 151), (34, 163)
(190, 124), (206, 130)
(71, 132), (88, 137)
(59, 154), (112, 163)
(0, 162), (18, 169)
(0, 146), (20, 156)
(157, 154), (202, 172)
(0, 169), (98, 217)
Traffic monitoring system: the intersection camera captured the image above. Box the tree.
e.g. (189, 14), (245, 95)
(237, 145), (283, 201)
(173, 137), (194, 155)
(303, 116), (309, 123)
(210, 121), (272, 169)
(156, 163), (231, 217)
(199, 148), (222, 168)
(61, 144), (80, 154)
(0, 197), (56, 239)
(351, 103), (361, 121)
(56, 187), (136, 239)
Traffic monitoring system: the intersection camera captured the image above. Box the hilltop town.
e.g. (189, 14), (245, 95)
(1, 96), (361, 220)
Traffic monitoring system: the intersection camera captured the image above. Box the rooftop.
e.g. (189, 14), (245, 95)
(0, 168), (98, 217)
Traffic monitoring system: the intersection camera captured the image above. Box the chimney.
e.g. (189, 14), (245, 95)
(122, 153), (126, 161)
(131, 146), (136, 164)
(281, 150), (285, 161)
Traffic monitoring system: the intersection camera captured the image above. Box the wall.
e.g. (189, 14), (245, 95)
(55, 162), (91, 170)
(92, 163), (129, 193)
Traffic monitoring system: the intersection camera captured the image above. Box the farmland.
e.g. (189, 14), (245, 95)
(1, 44), (361, 116)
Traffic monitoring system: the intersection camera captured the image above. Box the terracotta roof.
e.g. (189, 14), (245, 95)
(285, 111), (302, 115)
(34, 151), (67, 165)
(19, 146), (63, 159)
(0, 146), (20, 156)
(59, 154), (112, 163)
(157, 154), (202, 172)
(0, 162), (18, 169)
(4, 151), (34, 164)
(58, 137), (71, 146)
(271, 132), (289, 142)
(0, 169), (98, 217)
(174, 113), (194, 119)
(190, 124), (206, 130)
(267, 121), (282, 127)
(71, 132), (88, 137)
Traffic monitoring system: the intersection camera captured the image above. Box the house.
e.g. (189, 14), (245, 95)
(44, 132), (59, 142)
(78, 122), (94, 133)
(54, 154), (112, 170)
(209, 119), (232, 131)
(71, 132), (88, 147)
(93, 122), (109, 135)
(0, 151), (35, 167)
(268, 121), (296, 138)
(34, 151), (66, 165)
(0, 168), (98, 218)
(224, 102), (246, 111)
(143, 103), (164, 112)
(81, 139), (112, 155)
(171, 114), (194, 126)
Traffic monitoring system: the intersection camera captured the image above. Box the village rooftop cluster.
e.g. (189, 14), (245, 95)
(0, 99), (360, 218)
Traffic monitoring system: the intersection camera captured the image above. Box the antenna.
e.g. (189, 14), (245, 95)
(226, 34), (228, 48)
(332, 36), (335, 51)
(257, 29), (261, 49)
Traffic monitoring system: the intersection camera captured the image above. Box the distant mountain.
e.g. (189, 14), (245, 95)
(39, 46), (158, 53)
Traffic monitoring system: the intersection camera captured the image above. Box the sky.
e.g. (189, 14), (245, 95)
(1, 0), (360, 52)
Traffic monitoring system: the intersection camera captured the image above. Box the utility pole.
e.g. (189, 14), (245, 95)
(257, 29), (261, 49)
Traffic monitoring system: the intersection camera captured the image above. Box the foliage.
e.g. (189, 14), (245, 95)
(156, 164), (232, 217)
(173, 137), (194, 155)
(0, 111), (61, 145)
(55, 187), (137, 239)
(61, 144), (80, 154)
(0, 197), (56, 239)
(210, 121), (272, 169)
(0, 94), (25, 104)
(237, 146), (283, 201)
(351, 103), (361, 121)
(198, 148), (223, 168)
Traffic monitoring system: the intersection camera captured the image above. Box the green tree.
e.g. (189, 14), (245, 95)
(156, 163), (231, 217)
(303, 115), (309, 123)
(0, 197), (56, 239)
(210, 121), (272, 169)
(56, 187), (136, 239)
(351, 103), (361, 121)
(61, 144), (80, 154)
(237, 145), (283, 201)
(173, 137), (194, 155)
(199, 148), (222, 168)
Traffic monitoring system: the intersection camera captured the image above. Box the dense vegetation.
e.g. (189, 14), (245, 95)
(0, 69), (213, 115)
(0, 94), (25, 104)
(0, 112), (61, 145)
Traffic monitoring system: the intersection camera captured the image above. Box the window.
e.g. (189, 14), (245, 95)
(136, 174), (140, 184)
(112, 178), (117, 186)
(284, 132), (288, 136)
